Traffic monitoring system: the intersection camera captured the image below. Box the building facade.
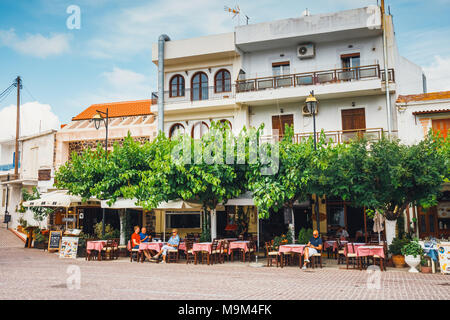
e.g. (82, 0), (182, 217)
(151, 5), (425, 240)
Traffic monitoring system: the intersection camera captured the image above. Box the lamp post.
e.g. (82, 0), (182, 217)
(92, 108), (109, 238)
(305, 91), (320, 233)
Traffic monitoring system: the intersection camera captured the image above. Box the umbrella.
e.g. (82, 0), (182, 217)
(373, 211), (385, 243)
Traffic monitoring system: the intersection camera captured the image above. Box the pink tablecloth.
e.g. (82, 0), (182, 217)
(228, 241), (250, 255)
(324, 240), (348, 251)
(344, 243), (367, 255)
(139, 242), (165, 252)
(279, 244), (306, 254)
(356, 245), (385, 259)
(193, 242), (213, 254)
(86, 241), (107, 254)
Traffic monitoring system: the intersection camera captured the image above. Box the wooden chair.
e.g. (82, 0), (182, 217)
(245, 240), (256, 262)
(336, 239), (346, 264)
(345, 243), (359, 269)
(128, 240), (141, 263)
(265, 242), (280, 267)
(311, 251), (323, 268)
(369, 242), (387, 271)
(166, 245), (179, 263)
(211, 240), (222, 264)
(185, 240), (195, 264)
(221, 240), (230, 263)
(101, 240), (115, 260)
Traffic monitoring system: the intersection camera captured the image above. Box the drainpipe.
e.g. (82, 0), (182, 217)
(381, 0), (392, 137)
(158, 34), (171, 133)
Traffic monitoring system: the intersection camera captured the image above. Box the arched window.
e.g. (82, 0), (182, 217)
(215, 69), (231, 93)
(220, 119), (232, 130)
(191, 121), (209, 139)
(169, 123), (185, 138)
(191, 72), (209, 101)
(169, 75), (185, 97)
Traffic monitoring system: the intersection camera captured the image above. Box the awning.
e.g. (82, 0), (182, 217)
(100, 198), (203, 210)
(226, 192), (255, 206)
(22, 190), (100, 208)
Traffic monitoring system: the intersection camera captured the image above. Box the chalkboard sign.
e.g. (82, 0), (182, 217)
(48, 231), (62, 251)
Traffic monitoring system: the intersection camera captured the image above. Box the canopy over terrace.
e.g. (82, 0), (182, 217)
(22, 190), (100, 229)
(100, 198), (204, 241)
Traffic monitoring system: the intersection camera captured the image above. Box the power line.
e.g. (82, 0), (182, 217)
(0, 85), (14, 104)
(0, 83), (15, 99)
(23, 85), (38, 101)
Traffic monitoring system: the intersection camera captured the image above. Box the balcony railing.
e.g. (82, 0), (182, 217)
(260, 128), (398, 144)
(236, 65), (395, 93)
(0, 163), (15, 171)
(151, 86), (235, 105)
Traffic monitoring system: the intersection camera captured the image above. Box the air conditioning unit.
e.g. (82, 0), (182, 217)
(297, 43), (315, 59)
(302, 104), (318, 116)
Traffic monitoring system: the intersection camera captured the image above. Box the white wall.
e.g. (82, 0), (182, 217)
(21, 132), (55, 181)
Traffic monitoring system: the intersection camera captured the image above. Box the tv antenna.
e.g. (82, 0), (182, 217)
(224, 5), (249, 26)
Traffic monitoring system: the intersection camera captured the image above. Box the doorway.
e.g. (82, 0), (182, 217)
(272, 114), (293, 139)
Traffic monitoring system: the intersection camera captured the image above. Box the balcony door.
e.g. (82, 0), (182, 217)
(432, 118), (450, 139)
(341, 53), (360, 80)
(272, 114), (293, 139)
(341, 108), (366, 141)
(191, 72), (208, 101)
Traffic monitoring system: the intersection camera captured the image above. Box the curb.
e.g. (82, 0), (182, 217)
(9, 228), (26, 243)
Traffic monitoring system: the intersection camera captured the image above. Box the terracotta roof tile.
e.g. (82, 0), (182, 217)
(396, 91), (450, 103)
(72, 99), (154, 121)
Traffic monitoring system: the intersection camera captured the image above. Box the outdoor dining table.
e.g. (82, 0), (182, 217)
(86, 240), (117, 261)
(355, 245), (385, 271)
(229, 241), (251, 262)
(324, 240), (348, 251)
(192, 242), (213, 265)
(278, 244), (306, 268)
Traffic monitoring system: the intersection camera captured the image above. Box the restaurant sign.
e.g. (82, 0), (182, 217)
(438, 242), (450, 274)
(59, 237), (79, 259)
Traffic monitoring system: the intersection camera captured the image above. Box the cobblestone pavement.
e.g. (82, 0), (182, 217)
(0, 229), (449, 300)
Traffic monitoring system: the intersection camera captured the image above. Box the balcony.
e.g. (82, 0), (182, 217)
(151, 86), (236, 105)
(261, 128), (398, 144)
(0, 163), (16, 172)
(236, 64), (394, 93)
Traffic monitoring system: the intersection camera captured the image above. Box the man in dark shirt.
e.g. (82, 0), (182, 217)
(302, 230), (323, 270)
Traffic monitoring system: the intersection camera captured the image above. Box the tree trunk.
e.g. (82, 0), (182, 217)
(210, 208), (217, 241)
(119, 209), (127, 246)
(385, 219), (397, 247)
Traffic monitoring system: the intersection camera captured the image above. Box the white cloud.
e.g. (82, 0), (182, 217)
(0, 101), (60, 140)
(0, 29), (71, 58)
(102, 67), (148, 90)
(423, 56), (450, 92)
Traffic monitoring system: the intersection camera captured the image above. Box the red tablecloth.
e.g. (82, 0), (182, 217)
(279, 244), (306, 254)
(193, 242), (213, 254)
(228, 241), (250, 255)
(139, 242), (165, 252)
(356, 245), (385, 259)
(178, 242), (186, 252)
(86, 240), (107, 254)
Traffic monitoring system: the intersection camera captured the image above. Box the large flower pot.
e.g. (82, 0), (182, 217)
(392, 254), (406, 268)
(421, 266), (432, 274)
(405, 255), (421, 273)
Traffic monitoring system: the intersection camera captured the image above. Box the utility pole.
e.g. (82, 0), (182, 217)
(381, 0), (392, 137)
(14, 76), (21, 179)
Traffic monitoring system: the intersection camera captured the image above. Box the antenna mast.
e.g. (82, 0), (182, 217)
(224, 5), (249, 25)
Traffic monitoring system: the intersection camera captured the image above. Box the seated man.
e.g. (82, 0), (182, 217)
(302, 230), (323, 270)
(336, 227), (349, 240)
(152, 229), (180, 263)
(139, 227), (153, 261)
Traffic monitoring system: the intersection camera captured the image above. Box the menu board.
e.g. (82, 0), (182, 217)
(59, 237), (79, 259)
(438, 243), (450, 274)
(48, 231), (62, 251)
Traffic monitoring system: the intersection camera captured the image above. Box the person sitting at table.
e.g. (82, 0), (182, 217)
(302, 230), (323, 270)
(336, 227), (349, 240)
(139, 227), (153, 261)
(152, 229), (180, 263)
(130, 226), (141, 261)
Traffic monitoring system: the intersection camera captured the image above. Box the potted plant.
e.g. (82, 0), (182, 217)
(401, 239), (423, 273)
(420, 257), (432, 274)
(388, 236), (409, 268)
(298, 228), (313, 245)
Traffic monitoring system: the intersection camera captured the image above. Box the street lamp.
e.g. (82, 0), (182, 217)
(92, 108), (109, 238)
(305, 91), (320, 233)
(305, 91), (318, 150)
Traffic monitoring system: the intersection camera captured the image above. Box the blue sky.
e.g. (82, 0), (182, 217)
(0, 0), (450, 138)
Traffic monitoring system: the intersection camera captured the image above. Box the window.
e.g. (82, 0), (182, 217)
(191, 121), (209, 139)
(166, 211), (201, 229)
(169, 75), (185, 97)
(215, 69), (231, 93)
(191, 72), (209, 101)
(272, 61), (290, 76)
(169, 123), (185, 138)
(341, 53), (360, 69)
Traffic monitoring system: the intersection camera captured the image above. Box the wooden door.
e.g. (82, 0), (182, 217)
(432, 118), (450, 139)
(341, 108), (366, 131)
(418, 206), (438, 238)
(272, 114), (293, 139)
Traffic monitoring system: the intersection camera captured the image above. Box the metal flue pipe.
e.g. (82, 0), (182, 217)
(158, 34), (170, 133)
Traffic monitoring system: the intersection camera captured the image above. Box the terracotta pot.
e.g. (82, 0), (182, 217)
(421, 266), (432, 274)
(392, 254), (406, 268)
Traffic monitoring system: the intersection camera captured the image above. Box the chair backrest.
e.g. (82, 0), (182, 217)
(185, 239), (194, 251)
(346, 242), (355, 254)
(222, 240), (229, 253)
(212, 239), (219, 251)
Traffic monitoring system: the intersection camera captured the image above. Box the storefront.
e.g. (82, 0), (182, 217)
(418, 189), (450, 238)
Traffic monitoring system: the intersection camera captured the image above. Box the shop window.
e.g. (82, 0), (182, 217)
(166, 212), (200, 229)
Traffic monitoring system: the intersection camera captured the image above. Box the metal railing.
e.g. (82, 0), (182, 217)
(151, 86), (235, 105)
(260, 128), (396, 144)
(236, 64), (395, 93)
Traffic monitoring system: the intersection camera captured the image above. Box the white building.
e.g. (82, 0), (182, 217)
(151, 5), (426, 239)
(0, 130), (57, 230)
